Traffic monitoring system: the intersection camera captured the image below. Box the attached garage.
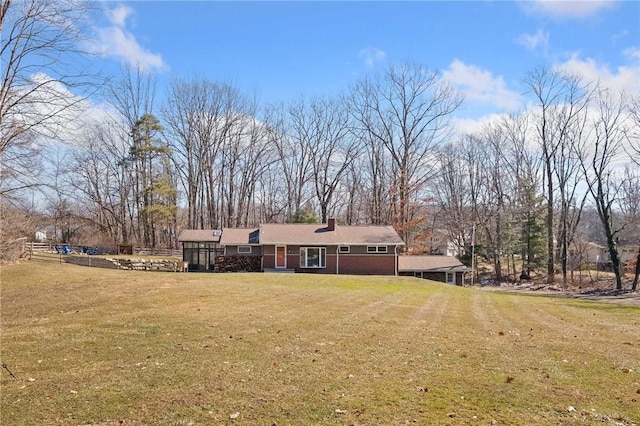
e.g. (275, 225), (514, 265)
(399, 255), (470, 285)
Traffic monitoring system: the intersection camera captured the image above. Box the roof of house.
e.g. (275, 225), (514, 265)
(398, 255), (469, 272)
(258, 223), (404, 246)
(220, 228), (260, 245)
(179, 223), (404, 246)
(178, 229), (222, 243)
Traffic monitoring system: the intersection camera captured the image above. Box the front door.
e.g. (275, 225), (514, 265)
(276, 246), (286, 268)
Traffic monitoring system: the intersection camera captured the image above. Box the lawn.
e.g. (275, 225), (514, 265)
(1, 254), (638, 425)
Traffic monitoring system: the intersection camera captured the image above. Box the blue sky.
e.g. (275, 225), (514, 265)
(88, 1), (640, 127)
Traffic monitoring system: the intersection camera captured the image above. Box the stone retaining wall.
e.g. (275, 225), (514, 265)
(64, 256), (184, 272)
(116, 258), (183, 271)
(63, 256), (120, 269)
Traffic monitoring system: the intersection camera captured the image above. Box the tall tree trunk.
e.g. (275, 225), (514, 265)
(632, 248), (639, 291)
(546, 162), (555, 284)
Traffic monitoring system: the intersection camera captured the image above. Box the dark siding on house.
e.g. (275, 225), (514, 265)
(261, 244), (397, 275)
(337, 254), (396, 275)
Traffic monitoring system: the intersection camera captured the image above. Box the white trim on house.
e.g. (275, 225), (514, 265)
(367, 245), (388, 253)
(300, 247), (326, 268)
(445, 272), (455, 284)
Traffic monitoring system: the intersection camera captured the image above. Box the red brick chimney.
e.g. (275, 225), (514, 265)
(327, 217), (336, 231)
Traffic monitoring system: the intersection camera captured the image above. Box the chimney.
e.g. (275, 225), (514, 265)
(327, 217), (336, 231)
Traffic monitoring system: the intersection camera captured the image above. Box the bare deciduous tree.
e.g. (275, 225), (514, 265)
(578, 88), (629, 290)
(71, 120), (133, 244)
(433, 141), (476, 258)
(618, 168), (640, 289)
(267, 101), (314, 222)
(498, 113), (546, 278)
(627, 94), (640, 167)
(289, 96), (359, 223)
(349, 61), (463, 246)
(1, 0), (99, 200)
(524, 66), (591, 284)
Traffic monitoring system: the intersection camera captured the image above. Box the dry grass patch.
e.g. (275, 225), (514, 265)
(1, 254), (639, 425)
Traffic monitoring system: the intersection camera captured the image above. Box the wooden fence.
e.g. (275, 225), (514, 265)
(23, 243), (180, 257)
(26, 242), (52, 252)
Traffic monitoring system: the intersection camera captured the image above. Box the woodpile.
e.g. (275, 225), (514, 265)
(214, 255), (261, 272)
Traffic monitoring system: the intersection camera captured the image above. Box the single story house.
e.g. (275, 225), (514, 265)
(398, 255), (470, 285)
(179, 218), (404, 275)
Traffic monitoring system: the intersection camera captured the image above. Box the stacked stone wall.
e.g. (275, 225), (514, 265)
(64, 256), (183, 272)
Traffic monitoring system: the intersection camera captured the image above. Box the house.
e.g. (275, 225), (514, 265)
(427, 229), (461, 257)
(35, 229), (48, 242)
(618, 245), (639, 265)
(569, 241), (607, 267)
(179, 218), (404, 275)
(34, 225), (61, 242)
(569, 241), (638, 271)
(398, 255), (469, 285)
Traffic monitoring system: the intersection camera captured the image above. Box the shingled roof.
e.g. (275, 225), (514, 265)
(220, 228), (260, 245)
(398, 255), (469, 272)
(178, 229), (222, 243)
(179, 223), (404, 246)
(258, 223), (404, 245)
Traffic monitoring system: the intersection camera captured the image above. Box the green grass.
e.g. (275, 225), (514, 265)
(1, 254), (639, 425)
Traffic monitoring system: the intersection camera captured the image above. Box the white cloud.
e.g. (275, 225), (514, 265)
(94, 26), (165, 71)
(623, 47), (640, 61)
(516, 29), (550, 51)
(107, 4), (133, 27)
(521, 0), (615, 19)
(358, 47), (386, 69)
(87, 5), (165, 72)
(6, 73), (119, 148)
(443, 59), (522, 111)
(451, 114), (507, 136)
(556, 53), (640, 94)
(611, 29), (629, 44)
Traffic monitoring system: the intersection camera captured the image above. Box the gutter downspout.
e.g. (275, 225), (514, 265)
(395, 245), (399, 276)
(336, 245), (339, 275)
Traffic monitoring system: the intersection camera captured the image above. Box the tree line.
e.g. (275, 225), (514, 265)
(65, 62), (463, 252)
(1, 0), (639, 289)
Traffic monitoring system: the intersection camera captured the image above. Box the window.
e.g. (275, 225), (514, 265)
(339, 245), (350, 253)
(237, 246), (252, 254)
(446, 272), (455, 284)
(367, 246), (388, 253)
(300, 247), (326, 268)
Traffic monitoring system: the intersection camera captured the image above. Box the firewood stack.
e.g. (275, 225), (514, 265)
(214, 255), (262, 272)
